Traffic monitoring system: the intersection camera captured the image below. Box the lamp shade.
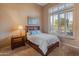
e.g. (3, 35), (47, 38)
(18, 25), (23, 30)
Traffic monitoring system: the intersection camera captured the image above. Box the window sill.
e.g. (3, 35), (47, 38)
(49, 32), (74, 39)
(57, 34), (74, 40)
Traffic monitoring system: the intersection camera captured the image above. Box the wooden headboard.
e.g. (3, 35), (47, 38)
(25, 26), (40, 32)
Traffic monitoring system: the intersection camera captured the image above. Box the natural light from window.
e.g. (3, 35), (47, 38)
(48, 3), (74, 37)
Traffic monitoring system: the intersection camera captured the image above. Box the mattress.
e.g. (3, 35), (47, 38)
(27, 33), (59, 54)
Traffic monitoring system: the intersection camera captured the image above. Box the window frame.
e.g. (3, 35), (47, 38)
(52, 14), (59, 31)
(49, 7), (75, 38)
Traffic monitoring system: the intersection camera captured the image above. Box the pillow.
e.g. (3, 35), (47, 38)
(27, 31), (32, 35)
(31, 30), (37, 35)
(28, 30), (41, 35)
(36, 30), (41, 34)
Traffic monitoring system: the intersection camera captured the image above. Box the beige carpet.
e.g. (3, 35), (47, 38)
(0, 43), (79, 56)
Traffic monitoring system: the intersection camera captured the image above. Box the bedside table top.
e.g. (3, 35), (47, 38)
(11, 36), (24, 39)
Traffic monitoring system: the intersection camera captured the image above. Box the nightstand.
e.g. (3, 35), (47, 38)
(11, 36), (25, 50)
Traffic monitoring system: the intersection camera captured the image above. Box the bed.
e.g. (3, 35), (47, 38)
(25, 26), (59, 56)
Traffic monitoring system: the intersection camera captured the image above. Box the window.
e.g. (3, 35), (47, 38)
(66, 11), (73, 36)
(59, 13), (65, 32)
(58, 4), (65, 10)
(48, 3), (73, 14)
(53, 14), (58, 31)
(50, 15), (53, 32)
(50, 14), (58, 32)
(48, 3), (74, 37)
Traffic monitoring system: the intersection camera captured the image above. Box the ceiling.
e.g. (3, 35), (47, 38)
(36, 3), (48, 7)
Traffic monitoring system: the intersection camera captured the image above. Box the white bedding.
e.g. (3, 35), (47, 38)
(27, 33), (59, 54)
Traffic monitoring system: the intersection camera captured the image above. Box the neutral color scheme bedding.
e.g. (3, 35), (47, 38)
(27, 33), (59, 54)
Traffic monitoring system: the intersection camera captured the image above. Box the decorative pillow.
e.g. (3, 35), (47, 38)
(31, 30), (37, 35)
(36, 30), (41, 34)
(28, 30), (41, 35)
(27, 31), (32, 35)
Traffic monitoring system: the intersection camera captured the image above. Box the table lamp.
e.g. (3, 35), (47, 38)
(18, 25), (23, 36)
